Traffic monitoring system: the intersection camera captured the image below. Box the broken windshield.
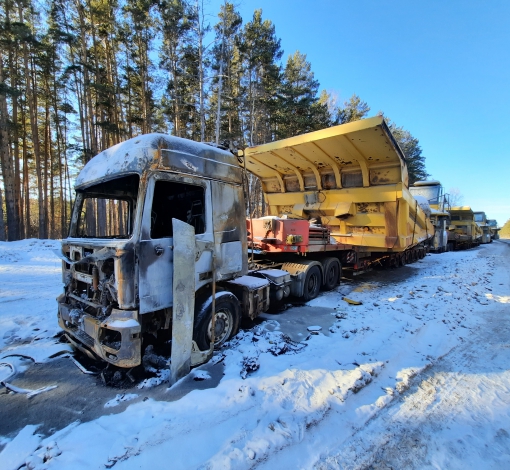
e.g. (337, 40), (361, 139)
(71, 174), (139, 239)
(409, 185), (441, 204)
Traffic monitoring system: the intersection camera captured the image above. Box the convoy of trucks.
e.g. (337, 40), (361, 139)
(55, 116), (500, 381)
(409, 182), (500, 251)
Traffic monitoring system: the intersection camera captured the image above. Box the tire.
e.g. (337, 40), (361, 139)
(321, 258), (341, 291)
(390, 254), (398, 268)
(302, 265), (322, 301)
(193, 292), (240, 351)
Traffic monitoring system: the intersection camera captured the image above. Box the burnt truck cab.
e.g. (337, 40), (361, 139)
(57, 134), (266, 369)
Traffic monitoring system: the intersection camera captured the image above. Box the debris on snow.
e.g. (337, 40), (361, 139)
(2, 381), (58, 398)
(191, 369), (211, 381)
(307, 325), (322, 332)
(104, 393), (139, 408)
(342, 297), (363, 305)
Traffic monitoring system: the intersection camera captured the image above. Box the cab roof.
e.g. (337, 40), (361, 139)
(76, 133), (241, 189)
(450, 206), (474, 214)
(412, 180), (442, 187)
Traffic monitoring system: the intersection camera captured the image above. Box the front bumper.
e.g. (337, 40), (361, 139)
(57, 296), (142, 368)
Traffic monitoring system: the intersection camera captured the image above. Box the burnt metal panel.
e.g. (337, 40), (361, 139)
(170, 219), (196, 384)
(160, 149), (243, 185)
(211, 181), (248, 280)
(76, 133), (241, 189)
(138, 179), (174, 313)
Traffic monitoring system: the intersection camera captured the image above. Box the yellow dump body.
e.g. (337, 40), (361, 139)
(243, 116), (433, 252)
(449, 206), (483, 242)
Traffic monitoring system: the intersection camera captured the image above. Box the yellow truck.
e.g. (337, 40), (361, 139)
(410, 180), (450, 253)
(487, 219), (500, 240)
(474, 211), (492, 244)
(243, 116), (434, 272)
(447, 206), (483, 250)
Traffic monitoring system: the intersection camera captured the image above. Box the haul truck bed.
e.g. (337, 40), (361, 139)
(241, 116), (433, 261)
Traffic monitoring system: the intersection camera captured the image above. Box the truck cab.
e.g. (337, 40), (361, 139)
(487, 219), (500, 240)
(448, 206), (483, 249)
(57, 134), (268, 372)
(474, 211), (492, 244)
(410, 180), (450, 252)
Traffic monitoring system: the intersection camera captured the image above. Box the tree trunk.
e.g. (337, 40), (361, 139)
(0, 182), (5, 241)
(0, 56), (19, 240)
(20, 6), (45, 238)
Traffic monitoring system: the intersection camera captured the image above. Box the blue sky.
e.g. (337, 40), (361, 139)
(209, 0), (510, 225)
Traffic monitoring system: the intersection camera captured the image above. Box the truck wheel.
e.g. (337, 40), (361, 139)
(193, 292), (240, 350)
(322, 258), (341, 291)
(302, 265), (321, 301)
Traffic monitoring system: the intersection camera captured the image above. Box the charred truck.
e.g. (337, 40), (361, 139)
(56, 134), (274, 382)
(56, 117), (433, 381)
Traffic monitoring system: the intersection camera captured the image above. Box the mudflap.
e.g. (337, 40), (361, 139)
(170, 219), (196, 385)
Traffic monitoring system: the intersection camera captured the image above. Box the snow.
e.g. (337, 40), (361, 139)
(0, 240), (70, 361)
(307, 325), (322, 332)
(413, 180), (441, 186)
(228, 275), (269, 289)
(104, 394), (139, 409)
(414, 194), (432, 217)
(106, 319), (140, 329)
(0, 425), (42, 470)
(1, 239), (510, 468)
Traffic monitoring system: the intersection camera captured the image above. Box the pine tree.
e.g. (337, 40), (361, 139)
(385, 118), (429, 185)
(275, 51), (330, 139)
(122, 0), (158, 137)
(158, 0), (197, 138)
(335, 94), (370, 124)
(0, 0), (23, 240)
(240, 9), (282, 145)
(210, 1), (243, 144)
(0, 0), (435, 239)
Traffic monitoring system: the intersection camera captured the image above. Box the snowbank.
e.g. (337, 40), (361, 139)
(1, 239), (509, 469)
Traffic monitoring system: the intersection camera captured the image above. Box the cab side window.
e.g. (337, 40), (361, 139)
(150, 180), (205, 239)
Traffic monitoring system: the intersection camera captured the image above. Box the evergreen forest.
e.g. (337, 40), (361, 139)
(0, 0), (428, 241)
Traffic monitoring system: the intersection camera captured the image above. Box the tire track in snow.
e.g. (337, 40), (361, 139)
(315, 242), (510, 470)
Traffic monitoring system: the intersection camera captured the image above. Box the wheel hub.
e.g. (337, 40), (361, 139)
(208, 309), (232, 345)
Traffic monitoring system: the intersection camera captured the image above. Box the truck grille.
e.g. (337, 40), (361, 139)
(68, 326), (95, 348)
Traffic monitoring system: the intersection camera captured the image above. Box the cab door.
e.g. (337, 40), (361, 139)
(138, 174), (210, 314)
